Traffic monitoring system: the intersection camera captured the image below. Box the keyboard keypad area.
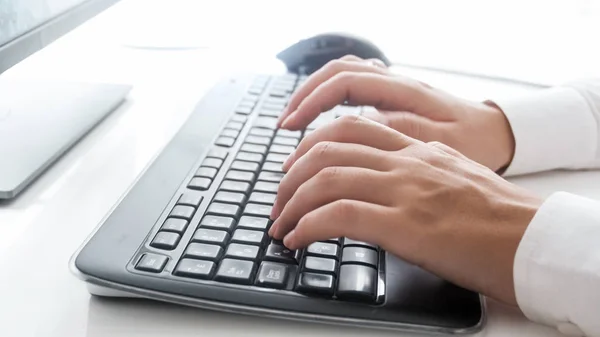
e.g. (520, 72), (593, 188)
(134, 74), (382, 303)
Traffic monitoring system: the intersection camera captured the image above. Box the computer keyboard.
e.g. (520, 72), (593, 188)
(133, 73), (384, 303)
(73, 72), (483, 334)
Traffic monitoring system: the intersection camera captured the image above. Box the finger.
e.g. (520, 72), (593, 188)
(271, 166), (391, 239)
(281, 72), (426, 130)
(282, 199), (393, 249)
(384, 111), (447, 143)
(365, 58), (387, 69)
(283, 115), (417, 171)
(278, 58), (388, 128)
(272, 143), (392, 220)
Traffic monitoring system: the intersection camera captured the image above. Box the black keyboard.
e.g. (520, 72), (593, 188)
(134, 74), (384, 303)
(74, 73), (483, 334)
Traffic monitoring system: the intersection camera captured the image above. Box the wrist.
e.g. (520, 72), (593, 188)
(481, 101), (516, 172)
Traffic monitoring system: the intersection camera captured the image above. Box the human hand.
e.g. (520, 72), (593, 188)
(269, 116), (542, 305)
(277, 55), (515, 172)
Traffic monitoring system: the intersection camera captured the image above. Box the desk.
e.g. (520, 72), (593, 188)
(1, 1), (599, 337)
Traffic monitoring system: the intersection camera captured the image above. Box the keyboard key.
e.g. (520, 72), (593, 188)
(248, 192), (276, 205)
(262, 102), (286, 111)
(277, 129), (302, 138)
(195, 167), (218, 179)
(215, 259), (256, 285)
(232, 229), (266, 246)
(235, 105), (253, 115)
(263, 97), (288, 105)
(258, 172), (284, 183)
(342, 247), (378, 268)
(225, 170), (256, 183)
(221, 129), (239, 139)
(245, 135), (271, 146)
(225, 121), (244, 131)
(199, 215), (235, 232)
(151, 232), (181, 250)
(240, 143), (268, 155)
(261, 162), (284, 173)
(255, 262), (289, 289)
(344, 239), (378, 250)
(136, 253), (168, 273)
(225, 243), (260, 260)
(188, 177), (212, 191)
(213, 191), (247, 205)
(265, 242), (299, 264)
(304, 256), (337, 274)
(295, 272), (335, 296)
(192, 228), (230, 246)
(230, 160), (260, 173)
(258, 109), (280, 118)
(273, 136), (299, 147)
(243, 203), (272, 218)
(230, 114), (248, 123)
(266, 153), (289, 163)
(248, 86), (263, 96)
(236, 152), (263, 163)
(237, 216), (270, 230)
(220, 180), (251, 194)
(184, 243), (223, 261)
(174, 259), (216, 279)
(160, 218), (188, 234)
(177, 192), (203, 207)
(253, 181), (279, 193)
(337, 264), (377, 301)
(169, 205), (195, 220)
(207, 147), (228, 160)
(249, 128), (275, 138)
(269, 88), (288, 98)
(307, 242), (339, 259)
(206, 202), (241, 218)
(202, 158), (223, 169)
(324, 237), (342, 245)
(253, 117), (278, 130)
(215, 136), (235, 147)
(269, 144), (295, 155)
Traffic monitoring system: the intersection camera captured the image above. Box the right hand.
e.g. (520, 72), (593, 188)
(277, 55), (516, 172)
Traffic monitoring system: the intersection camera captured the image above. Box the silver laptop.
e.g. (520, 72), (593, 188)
(0, 80), (130, 199)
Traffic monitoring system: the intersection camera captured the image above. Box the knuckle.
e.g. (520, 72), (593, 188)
(341, 54), (362, 61)
(325, 59), (349, 73)
(336, 114), (363, 127)
(331, 70), (357, 83)
(310, 141), (334, 160)
(317, 166), (342, 183)
(331, 200), (356, 221)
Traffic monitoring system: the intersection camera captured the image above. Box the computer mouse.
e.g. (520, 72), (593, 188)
(277, 32), (391, 75)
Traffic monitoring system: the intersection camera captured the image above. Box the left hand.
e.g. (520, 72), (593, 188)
(269, 115), (542, 306)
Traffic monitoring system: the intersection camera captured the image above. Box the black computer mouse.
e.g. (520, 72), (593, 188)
(277, 32), (391, 75)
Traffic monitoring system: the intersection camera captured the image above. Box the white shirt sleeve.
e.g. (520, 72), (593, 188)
(489, 80), (600, 336)
(513, 192), (600, 337)
(493, 79), (600, 176)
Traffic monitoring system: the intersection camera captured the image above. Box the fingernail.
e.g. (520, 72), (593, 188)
(283, 230), (296, 248)
(281, 112), (295, 129)
(268, 220), (278, 237)
(282, 151), (295, 171)
(270, 199), (279, 220)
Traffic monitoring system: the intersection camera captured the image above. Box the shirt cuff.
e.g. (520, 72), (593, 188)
(514, 192), (600, 336)
(491, 87), (598, 176)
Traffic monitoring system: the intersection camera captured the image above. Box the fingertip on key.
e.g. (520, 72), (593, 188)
(283, 229), (296, 249)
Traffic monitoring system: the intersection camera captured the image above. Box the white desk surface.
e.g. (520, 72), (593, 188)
(1, 1), (600, 336)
